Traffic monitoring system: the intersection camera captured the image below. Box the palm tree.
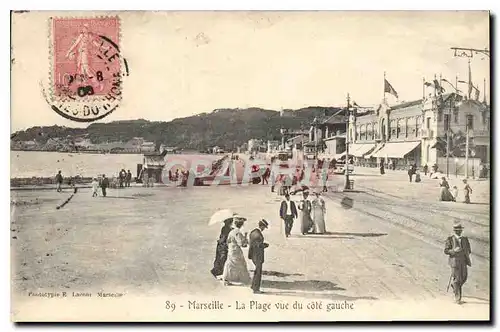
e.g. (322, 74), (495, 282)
(433, 130), (475, 157)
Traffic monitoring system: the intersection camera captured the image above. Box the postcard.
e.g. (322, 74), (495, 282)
(10, 10), (490, 322)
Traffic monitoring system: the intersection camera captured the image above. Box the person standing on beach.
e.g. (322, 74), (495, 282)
(91, 177), (99, 197)
(444, 222), (471, 304)
(101, 174), (109, 197)
(279, 193), (297, 238)
(463, 179), (473, 204)
(298, 191), (313, 235)
(248, 219), (269, 294)
(210, 218), (233, 279)
(126, 170), (132, 187)
(55, 170), (63, 192)
(270, 167), (276, 192)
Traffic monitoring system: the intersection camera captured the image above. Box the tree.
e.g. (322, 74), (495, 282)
(433, 130), (475, 158)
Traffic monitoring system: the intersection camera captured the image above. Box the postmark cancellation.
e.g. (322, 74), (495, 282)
(48, 16), (129, 122)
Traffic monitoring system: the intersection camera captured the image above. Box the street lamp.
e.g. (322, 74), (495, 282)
(344, 93), (352, 190)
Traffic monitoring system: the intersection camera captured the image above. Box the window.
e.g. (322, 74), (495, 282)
(405, 118), (409, 138)
(416, 116), (422, 137)
(454, 107), (459, 123)
(466, 114), (474, 130)
(426, 117), (431, 129)
(396, 120), (401, 138)
(444, 114), (450, 132)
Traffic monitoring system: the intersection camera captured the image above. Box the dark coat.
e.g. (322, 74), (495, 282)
(101, 177), (110, 188)
(444, 235), (471, 267)
(280, 200), (298, 219)
(248, 228), (268, 264)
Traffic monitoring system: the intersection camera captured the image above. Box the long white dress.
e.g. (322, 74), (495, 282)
(222, 228), (251, 285)
(312, 197), (326, 234)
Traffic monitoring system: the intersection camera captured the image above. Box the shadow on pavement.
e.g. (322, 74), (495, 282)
(262, 279), (346, 292)
(249, 270), (304, 278)
(105, 196), (138, 200)
(294, 235), (355, 240)
(323, 231), (387, 238)
(462, 296), (490, 304)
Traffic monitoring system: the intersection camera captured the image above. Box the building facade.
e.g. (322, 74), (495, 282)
(348, 93), (490, 173)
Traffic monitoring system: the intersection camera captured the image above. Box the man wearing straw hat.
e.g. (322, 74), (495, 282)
(248, 219), (269, 294)
(444, 221), (472, 304)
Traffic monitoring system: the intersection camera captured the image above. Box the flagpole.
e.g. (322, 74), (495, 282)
(422, 77), (425, 100)
(468, 58), (472, 100)
(439, 73), (443, 94)
(483, 78), (486, 104)
(383, 71), (386, 104)
(434, 74), (437, 98)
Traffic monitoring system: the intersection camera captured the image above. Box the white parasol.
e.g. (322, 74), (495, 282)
(208, 209), (246, 226)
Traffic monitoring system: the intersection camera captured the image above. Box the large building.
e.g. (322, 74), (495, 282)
(348, 93), (490, 175)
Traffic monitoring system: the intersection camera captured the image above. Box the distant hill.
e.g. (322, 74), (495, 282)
(11, 106), (343, 151)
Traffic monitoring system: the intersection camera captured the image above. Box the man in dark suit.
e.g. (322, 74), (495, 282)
(101, 174), (109, 197)
(248, 219), (269, 294)
(444, 222), (472, 304)
(280, 193), (298, 238)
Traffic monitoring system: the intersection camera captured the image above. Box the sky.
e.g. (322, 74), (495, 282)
(11, 11), (490, 132)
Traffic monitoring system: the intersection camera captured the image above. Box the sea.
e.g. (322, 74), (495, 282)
(10, 151), (221, 178)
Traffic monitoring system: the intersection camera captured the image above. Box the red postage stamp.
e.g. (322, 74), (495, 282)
(52, 17), (121, 99)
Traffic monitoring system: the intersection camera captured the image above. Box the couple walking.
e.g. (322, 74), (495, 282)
(210, 216), (269, 294)
(279, 191), (326, 237)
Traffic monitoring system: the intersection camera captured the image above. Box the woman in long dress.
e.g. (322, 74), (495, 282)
(210, 218), (233, 278)
(222, 218), (251, 286)
(311, 192), (326, 234)
(298, 191), (313, 235)
(439, 177), (454, 201)
(463, 179), (473, 204)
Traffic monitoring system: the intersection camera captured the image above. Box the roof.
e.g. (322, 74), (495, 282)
(144, 155), (166, 167)
(390, 99), (423, 110)
(321, 109), (347, 124)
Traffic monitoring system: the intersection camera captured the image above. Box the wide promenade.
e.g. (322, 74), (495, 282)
(11, 162), (490, 321)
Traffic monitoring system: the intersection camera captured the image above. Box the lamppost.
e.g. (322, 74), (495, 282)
(344, 93), (352, 190)
(312, 117), (319, 160)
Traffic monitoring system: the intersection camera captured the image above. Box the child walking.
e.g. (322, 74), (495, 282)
(92, 177), (99, 197)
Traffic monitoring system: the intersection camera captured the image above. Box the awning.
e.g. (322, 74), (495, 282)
(364, 145), (384, 159)
(372, 141), (421, 159)
(350, 144), (376, 157)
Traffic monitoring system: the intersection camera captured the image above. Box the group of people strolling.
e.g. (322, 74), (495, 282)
(280, 191), (327, 237)
(118, 169), (132, 188)
(91, 174), (110, 197)
(210, 216), (269, 294)
(439, 177), (473, 203)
